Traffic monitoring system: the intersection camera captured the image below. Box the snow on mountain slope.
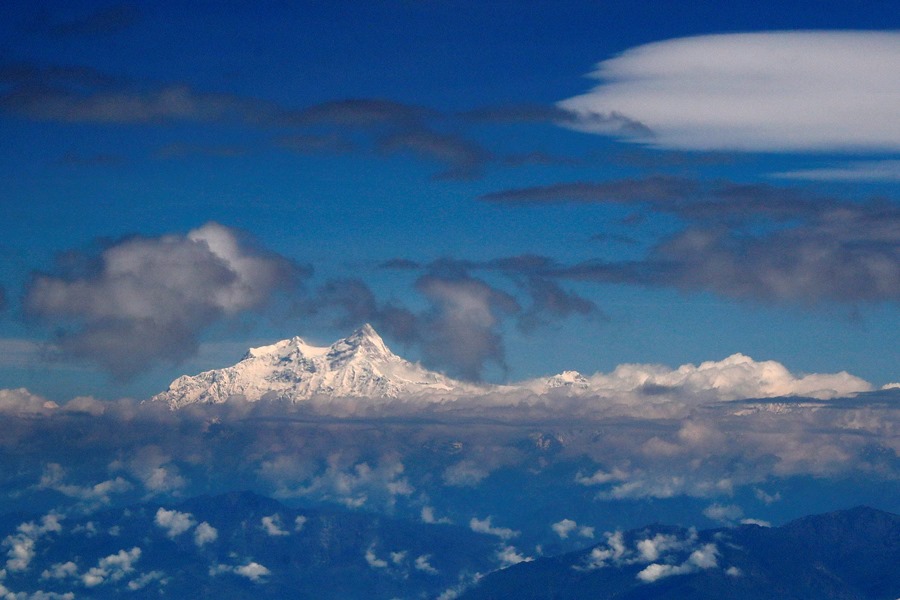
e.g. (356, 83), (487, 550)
(152, 324), (473, 409)
(152, 325), (873, 410)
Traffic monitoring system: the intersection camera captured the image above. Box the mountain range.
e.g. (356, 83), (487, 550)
(151, 324), (870, 409)
(2, 493), (897, 599)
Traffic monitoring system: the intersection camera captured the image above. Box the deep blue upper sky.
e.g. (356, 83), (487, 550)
(0, 0), (898, 399)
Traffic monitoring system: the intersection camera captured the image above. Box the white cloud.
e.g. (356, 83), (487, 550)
(496, 545), (532, 567)
(41, 561), (78, 580)
(415, 554), (439, 574)
(3, 514), (64, 572)
(740, 518), (772, 528)
(260, 515), (289, 537)
(588, 353), (872, 402)
(552, 519), (577, 539)
(754, 488), (782, 505)
(703, 503), (744, 524)
(559, 31), (900, 152)
(82, 547), (141, 587)
(194, 522), (218, 547)
(636, 543), (719, 583)
(0, 388), (59, 415)
(421, 506), (451, 525)
(575, 468), (628, 486)
(210, 561), (271, 582)
(154, 508), (195, 538)
(364, 545), (389, 569)
(37, 463), (132, 506)
(127, 570), (166, 590)
(294, 515), (308, 531)
(469, 517), (519, 540)
(233, 562), (270, 583)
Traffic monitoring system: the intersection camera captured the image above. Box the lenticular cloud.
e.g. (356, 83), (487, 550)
(558, 31), (900, 152)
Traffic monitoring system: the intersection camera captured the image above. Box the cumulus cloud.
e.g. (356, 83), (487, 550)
(211, 561), (271, 582)
(82, 547), (141, 587)
(702, 503), (744, 524)
(193, 522), (218, 547)
(558, 31), (900, 152)
(364, 545), (389, 569)
(469, 517), (519, 541)
(496, 545), (532, 567)
(24, 222), (306, 378)
(636, 543), (719, 583)
(3, 514), (63, 572)
(37, 463), (132, 507)
(415, 554), (439, 574)
(260, 514), (289, 537)
(154, 508), (195, 538)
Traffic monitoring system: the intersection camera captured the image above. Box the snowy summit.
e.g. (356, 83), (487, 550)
(151, 324), (467, 409)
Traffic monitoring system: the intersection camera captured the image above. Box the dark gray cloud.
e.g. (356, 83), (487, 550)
(35, 4), (141, 37)
(314, 259), (601, 379)
(542, 204), (900, 304)
(275, 133), (354, 154)
(377, 128), (491, 180)
(278, 98), (429, 128)
(57, 151), (125, 167)
(481, 177), (700, 206)
(414, 273), (520, 380)
(516, 277), (602, 332)
(24, 223), (309, 378)
(1, 83), (273, 124)
(482, 177), (847, 228)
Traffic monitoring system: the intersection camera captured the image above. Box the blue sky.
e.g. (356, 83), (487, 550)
(0, 0), (898, 400)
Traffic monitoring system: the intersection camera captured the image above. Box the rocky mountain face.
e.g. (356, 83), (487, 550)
(152, 324), (477, 409)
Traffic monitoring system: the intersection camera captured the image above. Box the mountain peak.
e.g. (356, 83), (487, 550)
(152, 325), (463, 408)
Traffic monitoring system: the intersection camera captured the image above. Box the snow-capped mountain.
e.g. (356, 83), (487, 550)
(152, 324), (473, 409)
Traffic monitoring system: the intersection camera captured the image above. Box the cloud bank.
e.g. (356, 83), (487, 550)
(559, 31), (900, 151)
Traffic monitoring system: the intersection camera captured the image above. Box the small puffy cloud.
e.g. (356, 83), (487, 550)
(390, 551), (407, 565)
(24, 222), (307, 378)
(126, 570), (166, 591)
(703, 503), (744, 524)
(754, 488), (782, 505)
(0, 388), (58, 416)
(364, 545), (389, 569)
(194, 522), (218, 547)
(414, 555), (438, 575)
(41, 561), (78, 580)
(575, 468), (629, 486)
(212, 561), (271, 583)
(293, 516), (307, 532)
(496, 545), (533, 567)
(740, 518), (772, 528)
(443, 461), (491, 487)
(260, 515), (289, 537)
(552, 518), (577, 539)
(233, 562), (271, 583)
(37, 463), (132, 506)
(421, 506), (451, 525)
(154, 508), (196, 538)
(469, 517), (519, 541)
(635, 543), (719, 583)
(3, 514), (64, 572)
(82, 547), (141, 587)
(559, 31), (900, 152)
